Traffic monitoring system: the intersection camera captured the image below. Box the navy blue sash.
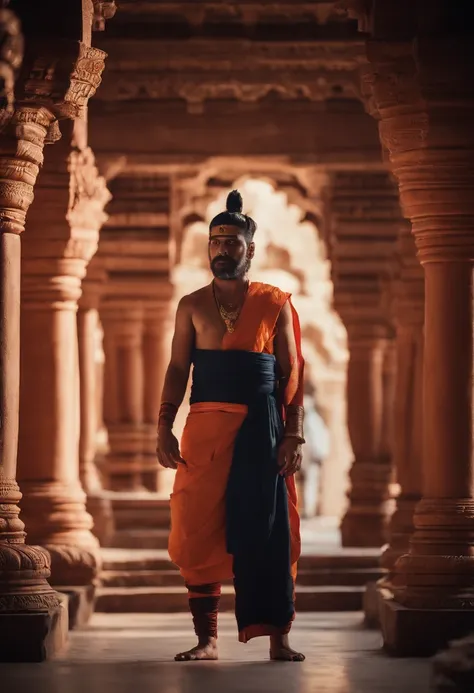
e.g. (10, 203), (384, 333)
(190, 349), (295, 635)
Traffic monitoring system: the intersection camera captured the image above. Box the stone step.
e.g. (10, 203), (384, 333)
(101, 547), (381, 572)
(101, 570), (183, 588)
(95, 585), (365, 613)
(101, 566), (383, 589)
(108, 492), (171, 530)
(108, 529), (169, 550)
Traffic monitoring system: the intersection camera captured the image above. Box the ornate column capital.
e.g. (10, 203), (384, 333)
(363, 37), (474, 264)
(16, 40), (106, 121)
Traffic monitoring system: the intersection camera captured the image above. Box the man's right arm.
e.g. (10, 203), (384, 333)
(156, 296), (194, 468)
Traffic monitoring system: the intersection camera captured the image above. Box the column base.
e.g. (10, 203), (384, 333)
(0, 592), (68, 662)
(57, 584), (96, 629)
(87, 493), (115, 546)
(379, 588), (474, 656)
(340, 512), (389, 547)
(363, 581), (381, 628)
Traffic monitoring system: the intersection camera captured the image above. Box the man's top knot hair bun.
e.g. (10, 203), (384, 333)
(209, 188), (257, 242)
(226, 190), (243, 214)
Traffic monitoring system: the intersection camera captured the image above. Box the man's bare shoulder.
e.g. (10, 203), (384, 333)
(178, 285), (211, 312)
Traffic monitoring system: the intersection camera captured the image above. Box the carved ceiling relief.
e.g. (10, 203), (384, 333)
(109, 74), (361, 113)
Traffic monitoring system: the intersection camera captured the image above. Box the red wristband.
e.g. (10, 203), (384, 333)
(158, 402), (178, 429)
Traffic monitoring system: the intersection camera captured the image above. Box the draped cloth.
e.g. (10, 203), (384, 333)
(190, 349), (294, 638)
(168, 282), (304, 642)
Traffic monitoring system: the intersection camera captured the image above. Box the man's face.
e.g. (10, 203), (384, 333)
(208, 228), (254, 280)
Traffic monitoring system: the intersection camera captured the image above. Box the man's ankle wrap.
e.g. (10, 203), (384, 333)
(186, 582), (221, 640)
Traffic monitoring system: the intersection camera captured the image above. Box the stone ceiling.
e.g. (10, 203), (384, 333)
(89, 1), (381, 168)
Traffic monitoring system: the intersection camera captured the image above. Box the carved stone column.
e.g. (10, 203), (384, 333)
(361, 26), (474, 655)
(98, 172), (173, 492)
(101, 301), (146, 491)
(142, 295), (173, 492)
(328, 171), (399, 547)
(18, 121), (110, 628)
(78, 258), (115, 546)
(363, 223), (424, 626)
(0, 101), (67, 664)
(341, 324), (392, 546)
(380, 225), (424, 574)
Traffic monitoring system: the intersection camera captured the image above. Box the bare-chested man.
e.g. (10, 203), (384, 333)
(156, 190), (305, 662)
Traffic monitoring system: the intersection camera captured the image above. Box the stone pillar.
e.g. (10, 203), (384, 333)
(381, 225), (424, 574)
(363, 223), (424, 626)
(101, 302), (146, 491)
(340, 325), (393, 546)
(361, 26), (474, 655)
(0, 104), (68, 662)
(78, 257), (114, 545)
(0, 21), (108, 656)
(328, 171), (399, 547)
(98, 172), (173, 493)
(142, 296), (173, 492)
(18, 118), (110, 627)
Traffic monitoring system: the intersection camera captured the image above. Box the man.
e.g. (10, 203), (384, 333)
(156, 190), (305, 662)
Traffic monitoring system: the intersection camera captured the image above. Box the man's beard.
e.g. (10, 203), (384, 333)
(210, 255), (251, 280)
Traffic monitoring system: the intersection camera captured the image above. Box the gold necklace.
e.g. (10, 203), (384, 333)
(212, 281), (249, 333)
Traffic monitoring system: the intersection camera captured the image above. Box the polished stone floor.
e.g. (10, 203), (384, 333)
(2, 612), (433, 693)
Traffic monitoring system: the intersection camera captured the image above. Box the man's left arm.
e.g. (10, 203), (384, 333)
(274, 299), (305, 476)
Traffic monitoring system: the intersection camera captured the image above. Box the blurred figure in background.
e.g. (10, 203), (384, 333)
(298, 380), (330, 518)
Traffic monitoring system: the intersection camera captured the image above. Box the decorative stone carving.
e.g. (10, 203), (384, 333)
(67, 147), (111, 255)
(0, 475), (60, 612)
(92, 1), (117, 31)
(0, 5), (23, 128)
(17, 42), (106, 119)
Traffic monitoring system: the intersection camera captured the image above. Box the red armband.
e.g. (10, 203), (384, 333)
(158, 401), (178, 430)
(284, 404), (305, 444)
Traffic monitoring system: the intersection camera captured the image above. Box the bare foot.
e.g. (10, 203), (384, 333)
(174, 638), (218, 661)
(270, 634), (305, 662)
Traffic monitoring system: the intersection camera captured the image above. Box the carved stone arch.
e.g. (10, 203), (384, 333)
(171, 174), (352, 519)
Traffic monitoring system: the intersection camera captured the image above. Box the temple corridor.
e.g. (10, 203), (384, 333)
(1, 1), (474, 690)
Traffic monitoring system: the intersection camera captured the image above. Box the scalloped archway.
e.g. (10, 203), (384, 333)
(170, 178), (352, 520)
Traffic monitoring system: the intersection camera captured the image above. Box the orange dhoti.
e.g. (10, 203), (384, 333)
(169, 402), (301, 586)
